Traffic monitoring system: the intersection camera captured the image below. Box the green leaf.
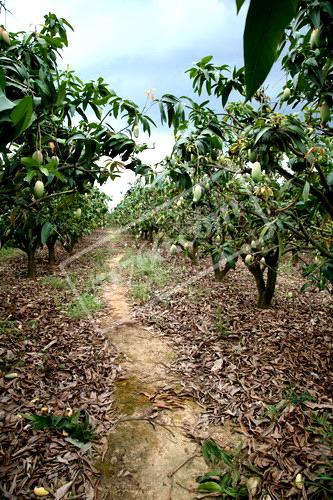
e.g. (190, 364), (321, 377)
(198, 481), (222, 493)
(56, 81), (67, 107)
(0, 69), (6, 91)
(302, 181), (310, 202)
(41, 222), (54, 245)
(244, 0), (298, 99)
(0, 91), (15, 113)
(202, 439), (234, 467)
(65, 437), (91, 452)
(10, 96), (36, 138)
(236, 0), (246, 13)
(21, 157), (41, 168)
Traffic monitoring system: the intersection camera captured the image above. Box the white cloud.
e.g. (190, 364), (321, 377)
(6, 0), (244, 73)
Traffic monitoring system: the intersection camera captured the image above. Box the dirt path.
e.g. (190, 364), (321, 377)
(96, 253), (208, 499)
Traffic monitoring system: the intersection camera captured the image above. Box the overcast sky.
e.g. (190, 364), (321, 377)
(5, 1), (283, 204)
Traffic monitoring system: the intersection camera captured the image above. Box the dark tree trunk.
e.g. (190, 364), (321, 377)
(248, 262), (266, 307)
(262, 251), (279, 307)
(190, 241), (199, 265)
(211, 251), (232, 282)
(246, 250), (279, 308)
(47, 238), (57, 267)
(27, 248), (36, 279)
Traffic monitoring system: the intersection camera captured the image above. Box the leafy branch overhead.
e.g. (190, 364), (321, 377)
(237, 0), (298, 99)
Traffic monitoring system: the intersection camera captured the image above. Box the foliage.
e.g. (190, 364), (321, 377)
(65, 292), (103, 319)
(197, 439), (261, 498)
(23, 411), (94, 443)
(0, 12), (153, 276)
(240, 0), (298, 99)
(113, 0), (332, 306)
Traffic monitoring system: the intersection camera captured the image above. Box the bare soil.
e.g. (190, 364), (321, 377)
(97, 254), (238, 499)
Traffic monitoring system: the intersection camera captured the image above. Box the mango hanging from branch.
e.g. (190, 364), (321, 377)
(132, 124), (139, 138)
(1, 29), (10, 45)
(310, 28), (320, 49)
(33, 181), (45, 199)
(193, 184), (202, 202)
(282, 87), (291, 100)
(245, 254), (254, 266)
(32, 150), (43, 164)
(251, 161), (262, 182)
(320, 102), (330, 124)
(248, 149), (256, 162)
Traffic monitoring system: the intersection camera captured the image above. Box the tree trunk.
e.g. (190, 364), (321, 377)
(211, 252), (232, 282)
(248, 262), (266, 307)
(246, 250), (279, 308)
(27, 248), (36, 279)
(190, 241), (199, 265)
(262, 252), (279, 307)
(47, 240), (56, 267)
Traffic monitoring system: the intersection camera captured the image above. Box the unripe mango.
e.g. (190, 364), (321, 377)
(282, 87), (291, 100)
(251, 161), (262, 182)
(32, 150), (43, 164)
(310, 28), (320, 49)
(133, 124), (139, 138)
(51, 155), (59, 166)
(74, 208), (82, 218)
(1, 29), (10, 45)
(245, 254), (254, 266)
(33, 180), (45, 199)
(248, 149), (256, 162)
(320, 102), (330, 124)
(170, 244), (177, 255)
(294, 473), (303, 490)
(193, 184), (202, 202)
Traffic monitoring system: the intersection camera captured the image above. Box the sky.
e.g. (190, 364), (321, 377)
(4, 0), (278, 205)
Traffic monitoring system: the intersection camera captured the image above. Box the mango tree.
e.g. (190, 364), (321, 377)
(0, 13), (153, 277)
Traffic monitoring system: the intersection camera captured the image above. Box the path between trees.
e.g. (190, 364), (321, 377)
(96, 250), (235, 499)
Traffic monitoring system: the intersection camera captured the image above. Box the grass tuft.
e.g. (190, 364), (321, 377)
(66, 293), (103, 318)
(0, 247), (24, 260)
(121, 250), (171, 287)
(40, 276), (68, 289)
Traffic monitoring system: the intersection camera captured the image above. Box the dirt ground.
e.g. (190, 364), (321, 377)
(97, 253), (239, 499)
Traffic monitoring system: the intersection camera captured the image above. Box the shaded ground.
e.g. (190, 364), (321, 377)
(120, 236), (333, 498)
(1, 229), (332, 499)
(97, 254), (239, 499)
(0, 231), (120, 498)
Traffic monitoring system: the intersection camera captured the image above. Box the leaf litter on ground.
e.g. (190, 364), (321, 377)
(0, 230), (122, 498)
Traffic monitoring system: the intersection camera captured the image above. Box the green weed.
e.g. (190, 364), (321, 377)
(27, 319), (39, 329)
(0, 319), (22, 337)
(121, 250), (170, 287)
(195, 439), (261, 498)
(40, 276), (67, 289)
(214, 306), (230, 338)
(66, 293), (103, 318)
(265, 404), (281, 421)
(187, 284), (206, 303)
(309, 412), (333, 447)
(23, 411), (94, 443)
(132, 283), (151, 302)
(0, 247), (23, 260)
(284, 388), (316, 406)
